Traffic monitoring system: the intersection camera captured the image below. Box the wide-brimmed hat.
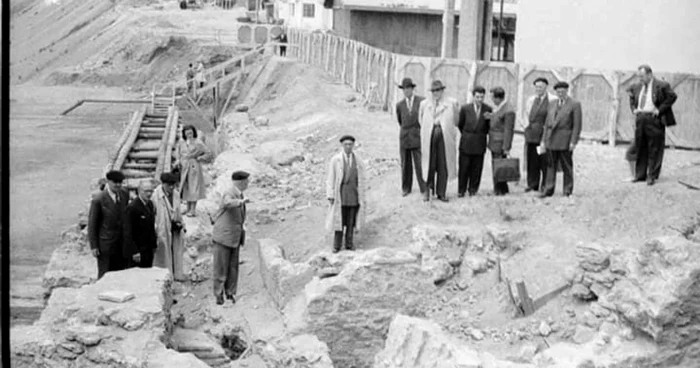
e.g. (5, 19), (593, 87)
(429, 80), (446, 92)
(398, 78), (416, 89)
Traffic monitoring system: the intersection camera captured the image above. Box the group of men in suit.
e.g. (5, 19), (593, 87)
(396, 63), (678, 200)
(88, 170), (183, 279)
(395, 76), (584, 200)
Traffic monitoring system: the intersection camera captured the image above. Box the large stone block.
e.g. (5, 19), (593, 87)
(602, 236), (700, 349)
(374, 314), (534, 368)
(42, 240), (96, 297)
(11, 268), (202, 367)
(410, 224), (469, 284)
(258, 238), (314, 309)
(302, 247), (435, 368)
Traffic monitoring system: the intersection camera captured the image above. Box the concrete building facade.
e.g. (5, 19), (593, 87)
(276, 0), (334, 30)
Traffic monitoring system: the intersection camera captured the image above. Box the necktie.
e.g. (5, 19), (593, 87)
(475, 104), (481, 118)
(639, 85), (647, 110)
(115, 192), (120, 204)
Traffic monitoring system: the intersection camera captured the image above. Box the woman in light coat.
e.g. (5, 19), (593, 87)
(174, 125), (209, 217)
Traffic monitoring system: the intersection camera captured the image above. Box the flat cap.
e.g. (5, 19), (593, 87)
(553, 81), (570, 89)
(339, 135), (355, 143)
(160, 172), (179, 184)
(105, 170), (125, 182)
(231, 171), (250, 181)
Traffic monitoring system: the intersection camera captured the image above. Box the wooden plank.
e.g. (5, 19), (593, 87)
(128, 151), (160, 160)
(113, 106), (147, 171)
(352, 42), (359, 91)
(164, 109), (180, 174)
(123, 162), (157, 170)
(155, 106), (174, 179)
(219, 75), (240, 123)
(515, 280), (535, 317)
(532, 283), (571, 311)
(109, 110), (140, 167)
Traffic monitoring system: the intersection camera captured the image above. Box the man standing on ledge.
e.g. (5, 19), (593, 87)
(540, 81), (582, 197)
(89, 170), (129, 279)
(326, 135), (367, 253)
(628, 64), (677, 186)
(396, 77), (426, 197)
(419, 80), (459, 202)
(212, 171), (250, 305)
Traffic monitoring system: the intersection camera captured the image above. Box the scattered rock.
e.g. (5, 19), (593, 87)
(515, 343), (539, 363)
(345, 94), (357, 103)
(97, 291), (135, 303)
(572, 325), (596, 344)
(571, 284), (595, 301)
(538, 321), (552, 337)
(42, 240), (96, 298)
(256, 140), (305, 167)
(254, 116), (270, 126)
(187, 255), (213, 283)
(456, 273), (470, 290)
(462, 253), (490, 274)
(576, 243), (610, 272)
(235, 104), (249, 112)
(469, 328), (485, 341)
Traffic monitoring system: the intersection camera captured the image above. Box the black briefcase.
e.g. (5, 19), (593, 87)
(493, 158), (521, 182)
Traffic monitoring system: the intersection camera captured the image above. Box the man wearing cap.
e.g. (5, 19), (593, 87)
(540, 81), (583, 197)
(486, 86), (516, 196)
(326, 135), (367, 252)
(212, 171), (250, 305)
(628, 64), (677, 186)
(523, 77), (556, 192)
(457, 85), (492, 197)
(124, 179), (158, 268)
(419, 80), (460, 202)
(396, 77), (426, 197)
(88, 170), (130, 279)
(153, 172), (186, 281)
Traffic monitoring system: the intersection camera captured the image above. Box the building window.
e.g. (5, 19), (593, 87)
(290, 3), (295, 16)
(302, 3), (315, 18)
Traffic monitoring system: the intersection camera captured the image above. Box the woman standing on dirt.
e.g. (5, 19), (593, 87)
(175, 125), (210, 217)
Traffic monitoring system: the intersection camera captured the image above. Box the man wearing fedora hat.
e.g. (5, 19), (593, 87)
(419, 80), (460, 202)
(396, 77), (427, 197)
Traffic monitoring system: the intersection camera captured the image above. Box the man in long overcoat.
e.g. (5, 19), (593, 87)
(396, 77), (426, 197)
(152, 172), (186, 280)
(326, 135), (367, 252)
(419, 80), (459, 202)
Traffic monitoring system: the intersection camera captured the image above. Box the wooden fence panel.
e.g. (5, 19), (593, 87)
(617, 73), (638, 142)
(238, 25), (252, 44)
(345, 42), (356, 87)
(475, 63), (518, 108)
(254, 26), (268, 44)
(356, 45), (370, 95)
(670, 76), (700, 146)
(571, 73), (614, 138)
(430, 60), (472, 106)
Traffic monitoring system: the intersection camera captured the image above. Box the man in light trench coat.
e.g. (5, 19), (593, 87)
(326, 135), (367, 253)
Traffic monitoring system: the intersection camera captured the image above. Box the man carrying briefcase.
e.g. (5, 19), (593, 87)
(485, 87), (516, 196)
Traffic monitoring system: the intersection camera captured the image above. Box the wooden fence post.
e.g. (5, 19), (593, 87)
(342, 40), (348, 84)
(366, 47), (373, 98)
(325, 34), (332, 72)
(352, 42), (359, 91)
(384, 53), (392, 110)
(606, 71), (621, 146)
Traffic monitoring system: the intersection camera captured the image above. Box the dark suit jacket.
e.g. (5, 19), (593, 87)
(88, 188), (129, 256)
(525, 95), (550, 143)
(543, 97), (583, 151)
(124, 197), (157, 258)
(627, 78), (677, 127)
(488, 102), (516, 154)
(396, 95), (425, 150)
(458, 103), (492, 154)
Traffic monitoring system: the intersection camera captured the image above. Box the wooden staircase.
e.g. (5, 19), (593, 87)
(106, 85), (181, 193)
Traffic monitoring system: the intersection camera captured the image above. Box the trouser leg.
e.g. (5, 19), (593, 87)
(224, 246), (240, 297)
(646, 121), (665, 180)
(432, 131), (448, 198)
(543, 150), (559, 195)
(139, 250), (155, 268)
(411, 149), (427, 193)
(458, 153), (468, 195)
(400, 148), (413, 193)
(212, 242), (231, 297)
(634, 116), (650, 180)
(561, 150), (575, 195)
(468, 154), (485, 195)
(344, 206), (358, 250)
(526, 143), (541, 190)
(491, 151), (509, 195)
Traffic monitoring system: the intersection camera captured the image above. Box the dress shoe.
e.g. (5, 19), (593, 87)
(402, 191), (410, 197)
(226, 294), (236, 304)
(332, 248), (340, 254)
(632, 177), (646, 183)
(524, 188), (534, 193)
(457, 193), (465, 198)
(539, 192), (553, 199)
(437, 196), (449, 202)
(647, 178), (656, 186)
(216, 294), (224, 305)
(468, 192), (476, 197)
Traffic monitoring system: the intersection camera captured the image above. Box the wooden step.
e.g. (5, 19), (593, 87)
(139, 127), (166, 134)
(122, 169), (154, 178)
(132, 141), (162, 151)
(123, 162), (157, 170)
(145, 114), (168, 119)
(128, 151), (160, 160)
(138, 133), (165, 139)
